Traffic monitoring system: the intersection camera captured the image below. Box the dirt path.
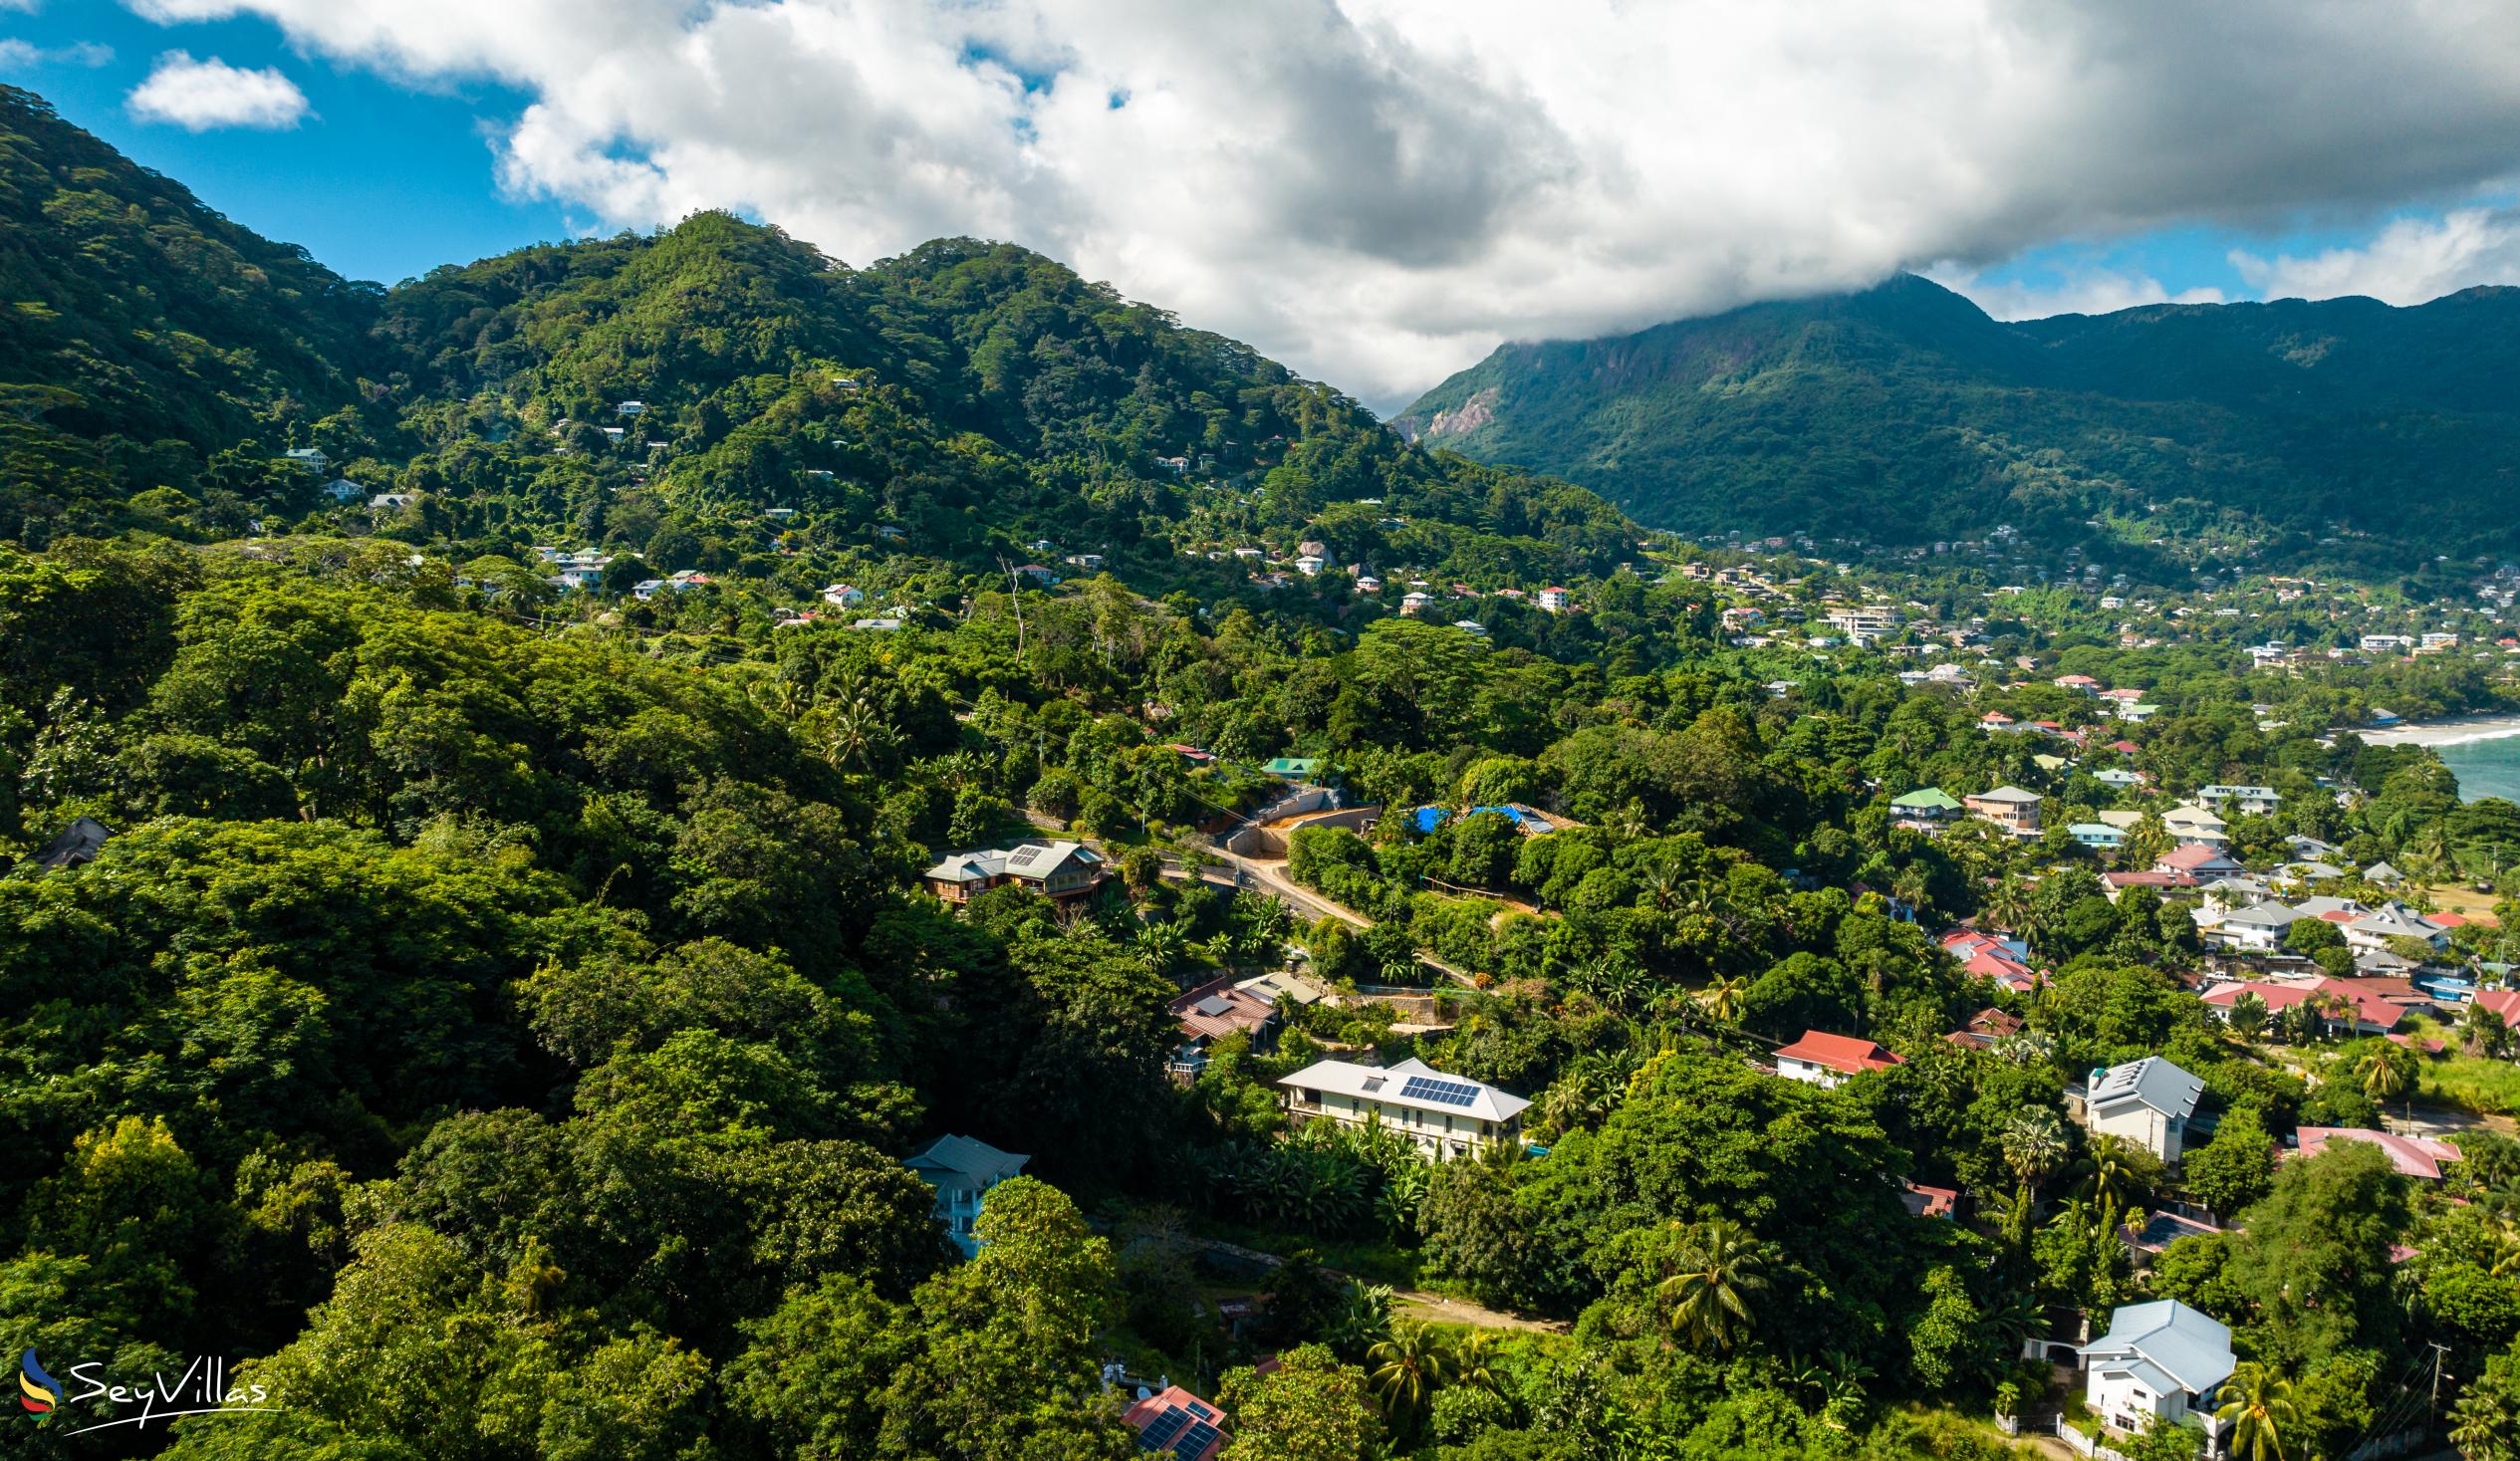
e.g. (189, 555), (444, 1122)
(1392, 1288), (1569, 1335)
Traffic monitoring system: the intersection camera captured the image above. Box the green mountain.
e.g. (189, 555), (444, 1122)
(0, 86), (379, 541)
(1394, 273), (2520, 569)
(0, 84), (1632, 590)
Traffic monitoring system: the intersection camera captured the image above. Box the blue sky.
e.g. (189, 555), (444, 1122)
(6, 3), (2518, 405)
(0, 4), (571, 285)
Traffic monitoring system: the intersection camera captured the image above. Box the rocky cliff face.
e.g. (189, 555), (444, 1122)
(1392, 384), (1497, 442)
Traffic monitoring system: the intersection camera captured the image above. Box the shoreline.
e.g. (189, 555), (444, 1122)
(2355, 713), (2520, 749)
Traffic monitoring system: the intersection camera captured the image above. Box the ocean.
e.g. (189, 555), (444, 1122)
(2438, 732), (2520, 804)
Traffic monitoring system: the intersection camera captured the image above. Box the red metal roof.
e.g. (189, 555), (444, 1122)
(1775, 1030), (1905, 1075)
(2296, 1126), (2462, 1181)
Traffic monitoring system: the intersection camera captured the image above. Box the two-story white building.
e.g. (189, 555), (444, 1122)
(2081, 1301), (2234, 1444)
(2199, 784), (2282, 817)
(1279, 1058), (1528, 1160)
(2080, 1057), (2205, 1164)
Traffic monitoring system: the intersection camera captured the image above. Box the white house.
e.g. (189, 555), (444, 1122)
(2080, 1301), (2234, 1443)
(2081, 1057), (2205, 1163)
(821, 583), (866, 609)
(2199, 784), (2282, 817)
(2345, 901), (2447, 955)
(1773, 1030), (1905, 1090)
(1279, 1057), (1528, 1160)
(2161, 804), (2230, 848)
(904, 1134), (1029, 1258)
(1536, 586), (1573, 612)
(2208, 901), (2302, 953)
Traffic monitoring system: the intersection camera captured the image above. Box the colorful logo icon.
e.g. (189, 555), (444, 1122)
(19, 1351), (57, 1414)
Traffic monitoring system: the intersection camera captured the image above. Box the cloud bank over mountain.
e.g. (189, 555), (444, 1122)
(122, 0), (2520, 405)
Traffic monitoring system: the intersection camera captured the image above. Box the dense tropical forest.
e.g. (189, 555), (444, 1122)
(7, 81), (2520, 1461)
(1393, 273), (2520, 573)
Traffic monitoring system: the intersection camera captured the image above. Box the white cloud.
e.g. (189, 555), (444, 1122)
(2230, 204), (2520, 304)
(0, 38), (113, 68)
(126, 51), (309, 131)
(116, 1), (2520, 406)
(1931, 263), (2227, 321)
(0, 0), (40, 14)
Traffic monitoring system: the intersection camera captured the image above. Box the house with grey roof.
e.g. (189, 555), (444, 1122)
(2199, 784), (2282, 816)
(919, 841), (1108, 903)
(2208, 901), (2302, 954)
(2346, 900), (2446, 955)
(1280, 1057), (1529, 1161)
(2080, 1057), (2206, 1163)
(905, 1134), (1029, 1258)
(2081, 1300), (2234, 1442)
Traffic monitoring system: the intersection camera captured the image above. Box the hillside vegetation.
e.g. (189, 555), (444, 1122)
(1395, 273), (2520, 570)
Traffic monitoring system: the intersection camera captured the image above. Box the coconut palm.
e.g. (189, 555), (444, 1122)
(1366, 1320), (1455, 1427)
(1659, 1219), (1769, 1353)
(2216, 1361), (2298, 1461)
(2462, 1001), (2512, 1061)
(2226, 991), (2270, 1043)
(2355, 1043), (2413, 1119)
(2001, 1107), (2070, 1190)
(1982, 882), (2031, 938)
(1450, 1331), (1503, 1395)
(2072, 1133), (2158, 1212)
(1698, 974), (1747, 1026)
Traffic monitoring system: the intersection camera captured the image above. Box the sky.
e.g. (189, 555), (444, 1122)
(7, 2), (2520, 414)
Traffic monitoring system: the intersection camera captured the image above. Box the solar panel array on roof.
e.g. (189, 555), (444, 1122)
(1400, 1075), (1479, 1106)
(1193, 996), (1234, 1018)
(1138, 1409), (1189, 1450)
(1174, 1421), (1219, 1458)
(1185, 1401), (1215, 1420)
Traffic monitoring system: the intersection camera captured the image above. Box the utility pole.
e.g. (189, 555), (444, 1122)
(2428, 1340), (2450, 1423)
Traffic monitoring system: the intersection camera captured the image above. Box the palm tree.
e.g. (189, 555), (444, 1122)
(1698, 974), (1746, 1026)
(1659, 1219), (1769, 1353)
(2226, 991), (2270, 1043)
(1982, 881), (2031, 938)
(2462, 1001), (2512, 1061)
(2001, 1107), (2070, 1191)
(1449, 1331), (1502, 1396)
(2356, 1043), (2412, 1120)
(2073, 1133), (2155, 1212)
(1366, 1320), (1454, 1427)
(2216, 1361), (2298, 1461)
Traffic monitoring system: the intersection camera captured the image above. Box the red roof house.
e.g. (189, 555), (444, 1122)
(2295, 1126), (2462, 1181)
(1775, 1030), (1905, 1088)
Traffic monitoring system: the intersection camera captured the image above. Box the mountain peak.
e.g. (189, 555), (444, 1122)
(1396, 279), (2520, 565)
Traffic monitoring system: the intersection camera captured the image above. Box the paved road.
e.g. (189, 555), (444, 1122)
(1209, 847), (1476, 988)
(1013, 815), (1475, 987)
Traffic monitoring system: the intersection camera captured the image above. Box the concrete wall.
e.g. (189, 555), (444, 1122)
(1225, 802), (1380, 857)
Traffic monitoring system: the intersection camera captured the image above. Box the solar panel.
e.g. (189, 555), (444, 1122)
(1174, 1421), (1219, 1458)
(1400, 1076), (1479, 1107)
(1185, 1402), (1215, 1420)
(1139, 1409), (1190, 1450)
(1193, 996), (1234, 1018)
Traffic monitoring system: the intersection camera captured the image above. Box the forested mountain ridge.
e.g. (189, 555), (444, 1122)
(0, 86), (380, 543)
(10, 82), (2520, 1461)
(1393, 273), (2520, 570)
(0, 84), (1635, 595)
